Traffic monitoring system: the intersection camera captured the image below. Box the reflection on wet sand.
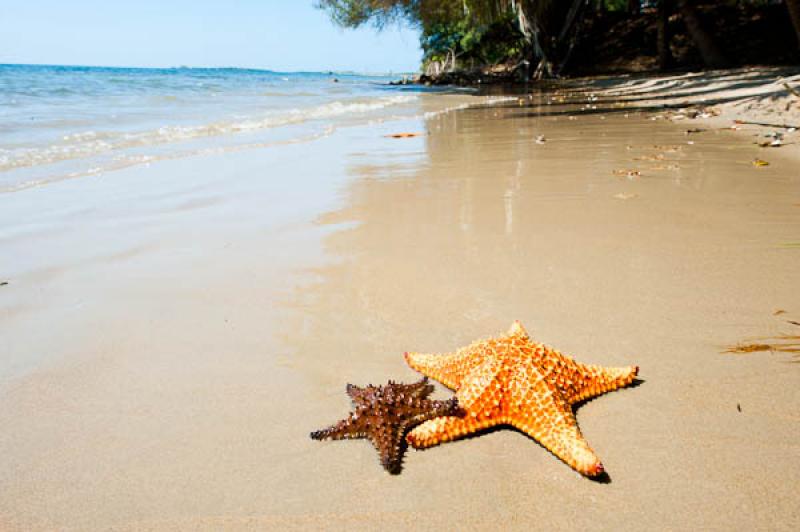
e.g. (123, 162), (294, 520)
(285, 97), (800, 528)
(284, 95), (765, 394)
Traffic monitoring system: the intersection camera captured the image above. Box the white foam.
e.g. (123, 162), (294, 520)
(0, 94), (419, 174)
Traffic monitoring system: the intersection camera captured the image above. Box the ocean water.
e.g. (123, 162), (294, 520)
(0, 64), (477, 193)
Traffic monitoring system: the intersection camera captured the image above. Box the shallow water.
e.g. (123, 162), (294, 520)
(0, 64), (483, 192)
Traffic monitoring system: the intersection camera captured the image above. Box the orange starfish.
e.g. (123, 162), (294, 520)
(404, 321), (638, 476)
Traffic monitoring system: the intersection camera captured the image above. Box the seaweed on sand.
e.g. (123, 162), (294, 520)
(723, 335), (800, 361)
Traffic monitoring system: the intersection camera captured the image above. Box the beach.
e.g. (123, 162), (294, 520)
(1, 68), (800, 530)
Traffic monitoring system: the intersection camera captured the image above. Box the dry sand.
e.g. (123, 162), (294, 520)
(557, 66), (800, 156)
(1, 70), (799, 530)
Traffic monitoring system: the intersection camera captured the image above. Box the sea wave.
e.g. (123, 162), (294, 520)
(0, 94), (419, 173)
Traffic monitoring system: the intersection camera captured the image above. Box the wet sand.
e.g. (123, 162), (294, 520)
(1, 87), (800, 529)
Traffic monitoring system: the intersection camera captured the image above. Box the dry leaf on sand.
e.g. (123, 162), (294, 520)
(613, 169), (641, 178)
(385, 132), (422, 138)
(723, 336), (800, 356)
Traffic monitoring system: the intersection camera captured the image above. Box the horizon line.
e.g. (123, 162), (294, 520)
(0, 61), (418, 77)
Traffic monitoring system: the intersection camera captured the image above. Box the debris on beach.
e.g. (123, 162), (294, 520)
(756, 139), (783, 147)
(692, 108), (720, 119)
(0, 281), (8, 287)
(385, 132), (423, 139)
(734, 120), (799, 130)
(784, 83), (800, 99)
(755, 131), (785, 147)
(535, 135), (546, 144)
(635, 153), (665, 161)
(613, 169), (641, 178)
(652, 145), (681, 152)
(779, 242), (800, 248)
(725, 343), (776, 353)
(668, 107), (719, 121)
(613, 192), (638, 200)
(725, 309), (800, 358)
(686, 128), (707, 135)
(752, 158), (770, 167)
(649, 164), (680, 171)
(723, 336), (800, 357)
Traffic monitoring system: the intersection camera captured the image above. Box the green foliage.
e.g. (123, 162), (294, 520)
(317, 0), (526, 70)
(603, 0), (631, 11)
(314, 0), (419, 29)
(421, 13), (525, 68)
(315, 0), (520, 30)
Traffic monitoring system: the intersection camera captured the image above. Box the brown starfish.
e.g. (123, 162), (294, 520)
(310, 378), (460, 474)
(404, 322), (638, 476)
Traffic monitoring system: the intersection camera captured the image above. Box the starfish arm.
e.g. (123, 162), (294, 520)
(507, 320), (530, 339)
(371, 427), (405, 474)
(563, 364), (639, 405)
(310, 413), (367, 441)
(346, 383), (369, 406)
(346, 383), (364, 399)
(509, 408), (604, 476)
(404, 340), (494, 391)
(406, 359), (502, 448)
(396, 377), (434, 399)
(507, 375), (604, 476)
(407, 397), (462, 425)
(406, 415), (501, 449)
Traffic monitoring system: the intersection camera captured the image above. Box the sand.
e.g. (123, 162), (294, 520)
(1, 71), (799, 530)
(557, 66), (800, 155)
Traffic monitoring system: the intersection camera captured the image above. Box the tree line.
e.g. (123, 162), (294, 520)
(316, 1), (800, 79)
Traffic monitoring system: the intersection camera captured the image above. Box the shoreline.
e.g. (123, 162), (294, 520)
(1, 68), (799, 529)
(493, 66), (800, 162)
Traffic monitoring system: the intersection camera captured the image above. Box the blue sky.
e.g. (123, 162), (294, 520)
(0, 0), (422, 72)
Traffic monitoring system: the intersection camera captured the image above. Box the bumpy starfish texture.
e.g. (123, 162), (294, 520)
(310, 378), (460, 474)
(404, 321), (638, 476)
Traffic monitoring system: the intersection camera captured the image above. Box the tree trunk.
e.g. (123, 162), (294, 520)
(554, 0), (591, 76)
(595, 0), (605, 15)
(514, 0), (590, 79)
(657, 0), (674, 70)
(513, 1), (554, 79)
(787, 0), (800, 50)
(677, 0), (729, 68)
(628, 0), (640, 15)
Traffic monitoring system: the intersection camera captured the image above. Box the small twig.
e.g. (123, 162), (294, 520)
(784, 82), (800, 99)
(734, 119), (800, 129)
